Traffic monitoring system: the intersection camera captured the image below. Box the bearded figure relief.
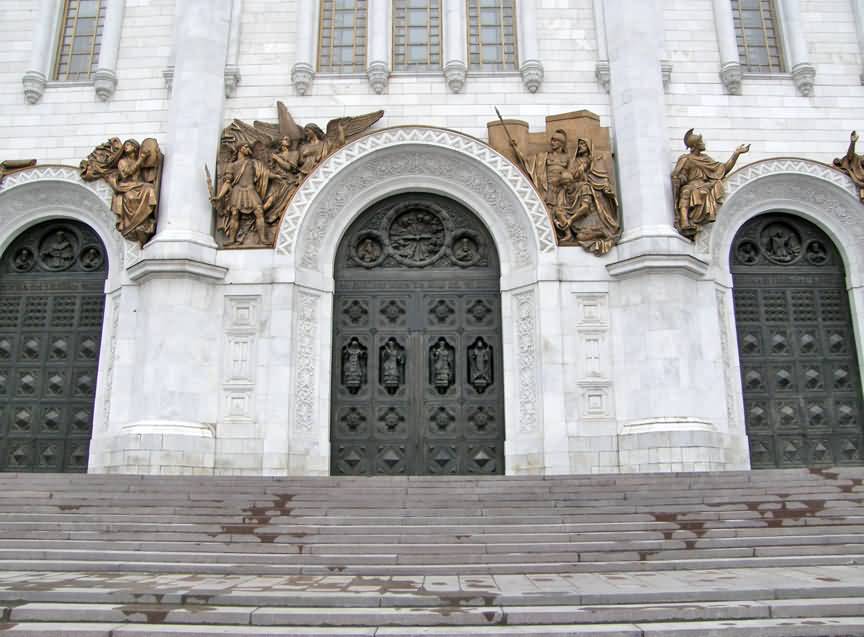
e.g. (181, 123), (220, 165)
(488, 110), (621, 256)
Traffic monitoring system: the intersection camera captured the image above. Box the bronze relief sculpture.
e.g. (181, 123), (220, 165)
(488, 110), (621, 255)
(0, 159), (37, 185)
(833, 130), (864, 202)
(210, 101), (383, 248)
(79, 137), (163, 246)
(671, 129), (749, 239)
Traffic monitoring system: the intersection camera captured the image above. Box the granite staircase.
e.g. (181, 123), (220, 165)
(0, 467), (862, 635)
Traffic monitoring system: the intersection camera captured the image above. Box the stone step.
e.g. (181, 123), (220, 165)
(3, 530), (862, 552)
(1, 620), (864, 636)
(6, 597), (864, 627)
(3, 553), (861, 575)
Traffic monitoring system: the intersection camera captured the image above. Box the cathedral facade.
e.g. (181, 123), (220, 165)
(0, 0), (862, 476)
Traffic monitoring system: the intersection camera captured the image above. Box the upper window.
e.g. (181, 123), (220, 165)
(392, 0), (442, 71)
(53, 0), (107, 81)
(466, 0), (517, 71)
(318, 0), (368, 72)
(731, 0), (784, 73)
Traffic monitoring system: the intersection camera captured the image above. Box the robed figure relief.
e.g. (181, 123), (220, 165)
(209, 102), (383, 248)
(79, 137), (163, 246)
(341, 337), (368, 394)
(379, 338), (405, 395)
(671, 129), (750, 239)
(495, 113), (621, 256)
(833, 130), (864, 203)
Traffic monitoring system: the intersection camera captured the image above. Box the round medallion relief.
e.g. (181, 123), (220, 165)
(38, 229), (79, 271)
(760, 222), (802, 265)
(387, 208), (446, 267)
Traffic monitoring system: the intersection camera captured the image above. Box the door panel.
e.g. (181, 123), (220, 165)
(331, 194), (504, 476)
(732, 214), (864, 468)
(0, 220), (108, 472)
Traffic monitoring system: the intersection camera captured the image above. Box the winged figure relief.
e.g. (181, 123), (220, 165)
(210, 102), (384, 248)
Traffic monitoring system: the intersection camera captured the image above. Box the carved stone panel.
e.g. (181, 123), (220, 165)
(732, 213), (863, 468)
(331, 193), (504, 475)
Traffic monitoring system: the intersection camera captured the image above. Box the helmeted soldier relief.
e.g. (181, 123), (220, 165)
(671, 128), (750, 239)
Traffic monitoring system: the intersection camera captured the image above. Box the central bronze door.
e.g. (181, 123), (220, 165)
(331, 194), (504, 475)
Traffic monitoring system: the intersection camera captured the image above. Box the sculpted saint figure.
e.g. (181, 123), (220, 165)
(833, 130), (864, 202)
(431, 339), (454, 392)
(671, 129), (750, 238)
(556, 138), (620, 254)
(342, 337), (367, 394)
(79, 138), (163, 246)
(380, 338), (404, 394)
(506, 126), (621, 255)
(213, 102), (383, 248)
(211, 144), (272, 246)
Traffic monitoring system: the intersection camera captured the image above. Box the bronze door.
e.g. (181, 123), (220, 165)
(0, 221), (108, 472)
(731, 213), (863, 468)
(331, 194), (504, 475)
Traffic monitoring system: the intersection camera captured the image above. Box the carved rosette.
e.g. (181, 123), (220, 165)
(341, 197), (491, 271)
(78, 137), (163, 247)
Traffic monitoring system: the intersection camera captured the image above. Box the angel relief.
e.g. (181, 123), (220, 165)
(208, 102), (384, 248)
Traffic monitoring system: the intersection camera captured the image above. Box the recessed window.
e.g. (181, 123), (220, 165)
(466, 0), (517, 71)
(53, 0), (106, 81)
(393, 0), (442, 71)
(318, 0), (368, 72)
(731, 0), (784, 73)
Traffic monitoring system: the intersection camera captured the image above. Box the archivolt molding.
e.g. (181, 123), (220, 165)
(0, 165), (137, 277)
(705, 158), (864, 281)
(725, 158), (857, 200)
(275, 127), (555, 267)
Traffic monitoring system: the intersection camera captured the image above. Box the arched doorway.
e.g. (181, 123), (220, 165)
(330, 193), (505, 475)
(731, 213), (863, 468)
(0, 220), (108, 472)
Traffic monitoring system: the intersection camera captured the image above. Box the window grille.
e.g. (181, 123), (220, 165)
(466, 0), (517, 71)
(731, 0), (784, 73)
(393, 0), (442, 71)
(53, 0), (106, 81)
(318, 0), (368, 72)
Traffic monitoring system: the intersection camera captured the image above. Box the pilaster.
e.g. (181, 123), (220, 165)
(22, 0), (60, 104)
(443, 0), (467, 93)
(367, 0), (390, 93)
(603, 0), (734, 471)
(93, 0), (125, 101)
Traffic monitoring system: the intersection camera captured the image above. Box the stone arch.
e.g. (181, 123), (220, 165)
(0, 165), (132, 292)
(705, 158), (864, 288)
(703, 158), (864, 467)
(275, 128), (558, 475)
(275, 127), (554, 284)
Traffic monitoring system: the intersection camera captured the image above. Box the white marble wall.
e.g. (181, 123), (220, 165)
(3, 0), (864, 475)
